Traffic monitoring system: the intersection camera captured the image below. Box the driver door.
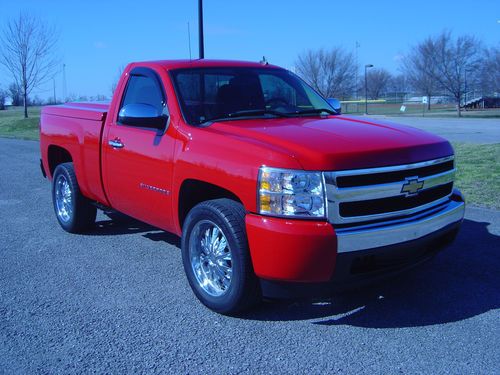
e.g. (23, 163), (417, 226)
(103, 67), (175, 231)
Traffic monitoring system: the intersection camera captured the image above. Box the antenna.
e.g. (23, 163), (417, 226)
(62, 63), (67, 102)
(355, 41), (360, 100)
(187, 22), (192, 60)
(198, 0), (204, 59)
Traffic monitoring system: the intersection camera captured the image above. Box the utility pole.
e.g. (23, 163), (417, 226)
(364, 64), (373, 115)
(198, 0), (204, 59)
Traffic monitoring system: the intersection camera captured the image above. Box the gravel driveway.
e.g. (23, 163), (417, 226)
(0, 138), (499, 374)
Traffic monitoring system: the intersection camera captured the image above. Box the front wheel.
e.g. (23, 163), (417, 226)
(181, 199), (261, 314)
(52, 162), (96, 233)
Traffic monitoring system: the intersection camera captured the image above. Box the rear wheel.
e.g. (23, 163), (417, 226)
(181, 199), (261, 314)
(52, 162), (96, 233)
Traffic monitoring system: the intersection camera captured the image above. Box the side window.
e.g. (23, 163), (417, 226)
(120, 74), (165, 116)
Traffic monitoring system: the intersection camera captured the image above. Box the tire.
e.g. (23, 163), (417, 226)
(181, 198), (261, 314)
(52, 162), (96, 233)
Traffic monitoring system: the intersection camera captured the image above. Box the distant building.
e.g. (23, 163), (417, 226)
(463, 96), (500, 109)
(404, 96), (454, 105)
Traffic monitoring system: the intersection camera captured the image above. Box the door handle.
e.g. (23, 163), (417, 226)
(108, 139), (124, 149)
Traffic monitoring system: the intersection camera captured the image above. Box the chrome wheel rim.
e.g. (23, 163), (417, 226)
(55, 174), (73, 222)
(189, 220), (233, 297)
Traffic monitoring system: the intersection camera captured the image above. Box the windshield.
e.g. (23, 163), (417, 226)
(170, 67), (336, 125)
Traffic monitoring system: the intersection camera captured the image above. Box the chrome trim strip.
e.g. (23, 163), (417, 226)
(336, 200), (465, 253)
(330, 195), (453, 224)
(331, 155), (454, 177)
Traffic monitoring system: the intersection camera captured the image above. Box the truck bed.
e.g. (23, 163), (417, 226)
(42, 101), (110, 121)
(40, 101), (111, 205)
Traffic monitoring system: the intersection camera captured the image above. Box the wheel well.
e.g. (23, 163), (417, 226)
(178, 179), (243, 229)
(48, 145), (73, 176)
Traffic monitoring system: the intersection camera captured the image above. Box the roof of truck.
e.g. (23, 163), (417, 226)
(42, 60), (284, 121)
(132, 59), (282, 70)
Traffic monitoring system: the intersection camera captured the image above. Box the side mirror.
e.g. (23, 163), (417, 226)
(118, 103), (168, 131)
(327, 98), (341, 114)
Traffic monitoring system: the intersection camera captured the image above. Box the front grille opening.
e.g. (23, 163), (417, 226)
(336, 160), (454, 188)
(339, 182), (453, 217)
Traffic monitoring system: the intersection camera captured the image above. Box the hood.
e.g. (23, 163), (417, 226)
(206, 115), (453, 171)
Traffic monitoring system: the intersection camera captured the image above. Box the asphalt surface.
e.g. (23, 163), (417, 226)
(382, 116), (500, 144)
(1, 137), (499, 374)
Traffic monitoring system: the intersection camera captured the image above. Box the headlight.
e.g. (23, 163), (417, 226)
(258, 167), (326, 218)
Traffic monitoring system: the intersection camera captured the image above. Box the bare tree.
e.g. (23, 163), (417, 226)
(295, 47), (357, 99)
(0, 88), (6, 110)
(401, 41), (439, 110)
(29, 95), (44, 106)
(478, 46), (500, 96)
(389, 74), (410, 102)
(0, 13), (58, 118)
(8, 83), (22, 106)
(422, 31), (482, 116)
(363, 68), (392, 99)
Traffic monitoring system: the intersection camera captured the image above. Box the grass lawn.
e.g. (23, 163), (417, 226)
(452, 142), (500, 209)
(0, 106), (498, 209)
(0, 106), (41, 140)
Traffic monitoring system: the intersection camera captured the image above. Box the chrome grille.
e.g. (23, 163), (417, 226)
(324, 156), (455, 225)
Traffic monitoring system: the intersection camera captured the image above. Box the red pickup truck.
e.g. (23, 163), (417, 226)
(40, 59), (465, 314)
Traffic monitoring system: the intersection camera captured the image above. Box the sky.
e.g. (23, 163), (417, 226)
(0, 0), (498, 100)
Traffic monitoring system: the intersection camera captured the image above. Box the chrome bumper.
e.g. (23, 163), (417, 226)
(336, 199), (465, 253)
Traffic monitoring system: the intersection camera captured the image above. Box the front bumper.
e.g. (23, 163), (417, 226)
(336, 198), (465, 253)
(245, 190), (465, 297)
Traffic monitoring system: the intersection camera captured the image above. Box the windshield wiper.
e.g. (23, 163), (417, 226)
(292, 108), (337, 116)
(199, 109), (291, 125)
(226, 109), (292, 118)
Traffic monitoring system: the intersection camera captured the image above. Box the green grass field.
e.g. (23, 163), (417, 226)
(0, 106), (41, 140)
(1, 106), (498, 209)
(452, 142), (500, 209)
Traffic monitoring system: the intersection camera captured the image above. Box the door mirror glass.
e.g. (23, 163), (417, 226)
(118, 103), (167, 130)
(327, 98), (341, 114)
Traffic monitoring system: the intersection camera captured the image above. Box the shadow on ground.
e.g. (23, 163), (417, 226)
(241, 218), (500, 328)
(89, 212), (180, 247)
(84, 212), (499, 328)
